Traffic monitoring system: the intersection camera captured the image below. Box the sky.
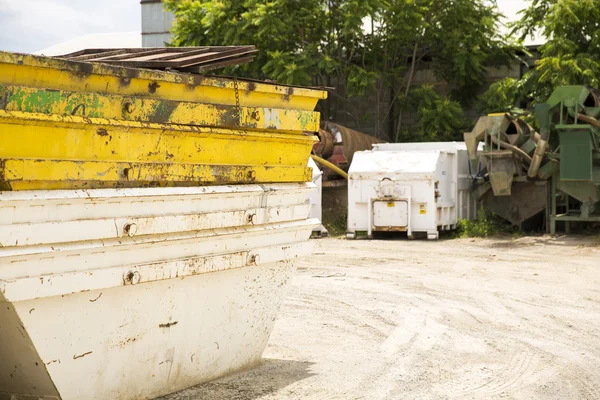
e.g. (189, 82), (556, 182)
(0, 0), (141, 53)
(0, 0), (538, 54)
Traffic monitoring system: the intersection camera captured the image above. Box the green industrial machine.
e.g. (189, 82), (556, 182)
(464, 113), (556, 227)
(536, 86), (600, 233)
(465, 85), (600, 232)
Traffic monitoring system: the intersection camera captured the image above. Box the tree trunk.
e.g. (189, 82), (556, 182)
(388, 85), (395, 141)
(395, 41), (419, 142)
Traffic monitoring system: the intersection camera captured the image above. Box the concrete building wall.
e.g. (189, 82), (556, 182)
(326, 60), (526, 141)
(141, 0), (174, 47)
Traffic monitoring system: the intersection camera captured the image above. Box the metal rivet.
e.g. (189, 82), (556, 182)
(125, 270), (141, 285)
(246, 213), (256, 224)
(124, 223), (138, 237)
(248, 254), (260, 266)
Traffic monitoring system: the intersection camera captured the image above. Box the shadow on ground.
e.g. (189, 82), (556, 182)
(158, 358), (315, 400)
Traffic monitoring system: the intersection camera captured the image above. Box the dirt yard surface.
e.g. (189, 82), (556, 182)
(163, 236), (600, 400)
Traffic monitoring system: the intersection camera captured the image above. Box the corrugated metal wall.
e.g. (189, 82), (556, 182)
(141, 0), (174, 47)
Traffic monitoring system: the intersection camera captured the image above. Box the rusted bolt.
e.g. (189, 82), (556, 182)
(251, 111), (260, 121)
(247, 170), (256, 181)
(248, 254), (260, 266)
(123, 101), (136, 113)
(124, 270), (141, 285)
(123, 223), (138, 237)
(246, 213), (256, 224)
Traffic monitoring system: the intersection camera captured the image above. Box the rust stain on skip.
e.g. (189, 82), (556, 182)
(73, 351), (92, 360)
(159, 321), (179, 328)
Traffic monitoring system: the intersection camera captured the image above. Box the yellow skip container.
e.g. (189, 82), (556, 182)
(0, 51), (327, 190)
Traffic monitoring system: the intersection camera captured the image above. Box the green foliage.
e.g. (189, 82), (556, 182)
(399, 86), (467, 141)
(164, 0), (369, 85)
(481, 0), (600, 110)
(347, 65), (379, 97)
(165, 0), (516, 141)
(321, 210), (347, 237)
(479, 77), (520, 114)
(455, 208), (513, 238)
(424, 0), (517, 101)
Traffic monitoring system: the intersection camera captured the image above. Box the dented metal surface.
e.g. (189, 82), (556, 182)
(0, 183), (318, 400)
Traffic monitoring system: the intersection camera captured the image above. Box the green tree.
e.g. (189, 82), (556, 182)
(482, 0), (600, 111)
(166, 0), (513, 142)
(479, 77), (521, 114)
(399, 85), (468, 142)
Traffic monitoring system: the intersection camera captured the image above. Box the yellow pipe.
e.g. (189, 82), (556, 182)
(311, 155), (348, 180)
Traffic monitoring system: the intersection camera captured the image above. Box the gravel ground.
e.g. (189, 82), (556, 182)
(164, 235), (600, 400)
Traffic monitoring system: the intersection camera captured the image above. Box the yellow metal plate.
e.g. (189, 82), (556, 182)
(0, 84), (320, 133)
(0, 52), (327, 111)
(0, 111), (316, 190)
(0, 159), (312, 190)
(0, 111), (315, 165)
(0, 51), (327, 190)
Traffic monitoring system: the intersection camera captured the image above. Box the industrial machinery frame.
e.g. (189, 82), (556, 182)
(536, 86), (600, 233)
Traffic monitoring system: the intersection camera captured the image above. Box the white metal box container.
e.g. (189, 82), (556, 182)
(373, 142), (481, 221)
(307, 157), (325, 234)
(347, 149), (457, 240)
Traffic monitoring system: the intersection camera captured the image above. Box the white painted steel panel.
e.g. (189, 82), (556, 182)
(0, 204), (309, 247)
(373, 201), (408, 228)
(307, 157), (327, 234)
(373, 141), (463, 152)
(307, 157), (323, 224)
(0, 184), (309, 225)
(3, 259), (299, 400)
(0, 183), (317, 400)
(374, 142), (482, 220)
(349, 151), (439, 179)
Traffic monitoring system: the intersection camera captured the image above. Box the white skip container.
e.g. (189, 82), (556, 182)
(347, 149), (458, 240)
(307, 157), (327, 236)
(373, 142), (481, 221)
(0, 183), (317, 400)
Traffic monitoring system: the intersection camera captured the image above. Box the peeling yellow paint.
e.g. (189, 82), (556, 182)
(0, 51), (327, 190)
(0, 85), (321, 133)
(0, 111), (316, 165)
(0, 159), (312, 190)
(0, 51), (327, 111)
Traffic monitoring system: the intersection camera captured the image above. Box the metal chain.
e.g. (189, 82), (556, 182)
(233, 77), (241, 125)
